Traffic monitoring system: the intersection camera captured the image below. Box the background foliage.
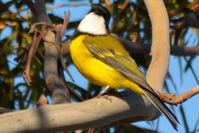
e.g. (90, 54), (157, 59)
(0, 0), (199, 132)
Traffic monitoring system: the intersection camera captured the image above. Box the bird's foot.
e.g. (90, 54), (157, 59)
(97, 94), (112, 102)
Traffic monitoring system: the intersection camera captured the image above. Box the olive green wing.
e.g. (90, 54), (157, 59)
(84, 35), (154, 93)
(84, 35), (179, 129)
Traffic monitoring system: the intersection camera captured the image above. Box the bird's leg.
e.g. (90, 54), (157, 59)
(88, 86), (111, 133)
(98, 85), (110, 96)
(97, 85), (113, 102)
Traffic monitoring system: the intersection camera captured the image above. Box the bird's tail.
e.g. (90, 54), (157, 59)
(143, 90), (179, 130)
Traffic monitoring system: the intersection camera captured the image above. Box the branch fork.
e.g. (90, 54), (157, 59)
(23, 12), (72, 86)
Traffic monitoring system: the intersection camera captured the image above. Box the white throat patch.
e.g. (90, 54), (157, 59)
(77, 12), (107, 35)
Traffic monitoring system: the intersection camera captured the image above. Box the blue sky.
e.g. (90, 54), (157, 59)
(1, 0), (199, 132)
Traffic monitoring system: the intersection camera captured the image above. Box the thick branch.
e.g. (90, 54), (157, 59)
(1, 84), (199, 132)
(26, 0), (51, 23)
(26, 0), (69, 104)
(144, 0), (170, 91)
(43, 30), (69, 104)
(0, 91), (160, 133)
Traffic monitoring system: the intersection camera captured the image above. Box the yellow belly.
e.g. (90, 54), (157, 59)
(70, 35), (143, 94)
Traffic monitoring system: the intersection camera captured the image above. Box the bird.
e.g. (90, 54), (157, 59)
(70, 4), (178, 130)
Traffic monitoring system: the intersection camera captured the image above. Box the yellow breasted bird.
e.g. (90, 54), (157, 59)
(70, 4), (178, 129)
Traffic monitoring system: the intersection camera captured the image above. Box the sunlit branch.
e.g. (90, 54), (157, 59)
(158, 86), (199, 104)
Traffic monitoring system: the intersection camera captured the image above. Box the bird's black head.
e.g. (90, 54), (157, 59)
(90, 4), (111, 27)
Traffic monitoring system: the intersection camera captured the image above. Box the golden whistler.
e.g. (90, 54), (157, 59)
(70, 4), (178, 130)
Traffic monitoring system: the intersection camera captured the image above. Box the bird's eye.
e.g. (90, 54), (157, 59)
(100, 6), (108, 14)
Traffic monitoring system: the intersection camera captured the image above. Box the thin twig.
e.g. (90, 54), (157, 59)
(158, 86), (199, 104)
(55, 11), (74, 82)
(23, 27), (45, 86)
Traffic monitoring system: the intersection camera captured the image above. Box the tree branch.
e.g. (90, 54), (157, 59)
(26, 0), (51, 23)
(0, 91), (160, 133)
(144, 0), (170, 91)
(1, 84), (199, 132)
(118, 38), (199, 56)
(158, 86), (199, 104)
(26, 0), (70, 104)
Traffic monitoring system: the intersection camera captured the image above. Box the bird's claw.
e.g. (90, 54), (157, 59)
(97, 94), (112, 102)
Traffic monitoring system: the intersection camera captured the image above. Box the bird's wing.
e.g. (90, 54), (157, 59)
(84, 35), (178, 129)
(84, 35), (155, 94)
